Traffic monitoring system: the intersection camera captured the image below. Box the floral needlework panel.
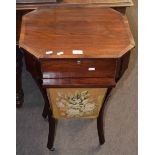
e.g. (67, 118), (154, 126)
(47, 88), (107, 119)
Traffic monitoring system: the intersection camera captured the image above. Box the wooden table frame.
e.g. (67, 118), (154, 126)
(16, 1), (134, 150)
(23, 49), (126, 150)
(16, 5), (128, 107)
(22, 47), (132, 150)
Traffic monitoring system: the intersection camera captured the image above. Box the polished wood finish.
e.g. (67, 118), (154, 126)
(19, 7), (134, 88)
(17, 0), (57, 3)
(19, 7), (135, 149)
(42, 78), (116, 88)
(19, 7), (134, 59)
(16, 0), (132, 106)
(16, 0), (60, 10)
(17, 10), (34, 43)
(41, 59), (116, 78)
(16, 0), (133, 107)
(17, 0), (133, 10)
(42, 52), (131, 88)
(63, 0), (133, 7)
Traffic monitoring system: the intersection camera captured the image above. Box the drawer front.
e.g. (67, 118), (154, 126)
(41, 59), (117, 79)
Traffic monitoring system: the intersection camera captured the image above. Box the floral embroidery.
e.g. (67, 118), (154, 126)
(56, 90), (96, 118)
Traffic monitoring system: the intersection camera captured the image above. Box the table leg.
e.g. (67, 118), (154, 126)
(97, 88), (112, 145)
(33, 78), (49, 120)
(32, 78), (56, 150)
(42, 102), (49, 120)
(47, 109), (57, 151)
(16, 45), (24, 108)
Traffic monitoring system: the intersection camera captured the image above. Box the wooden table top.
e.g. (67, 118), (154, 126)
(19, 7), (135, 59)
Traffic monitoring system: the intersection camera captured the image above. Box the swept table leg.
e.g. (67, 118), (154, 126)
(97, 88), (112, 145)
(32, 76), (56, 150)
(33, 78), (49, 120)
(47, 109), (57, 151)
(16, 45), (24, 108)
(42, 103), (49, 120)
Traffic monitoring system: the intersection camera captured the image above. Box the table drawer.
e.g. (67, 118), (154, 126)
(41, 59), (117, 79)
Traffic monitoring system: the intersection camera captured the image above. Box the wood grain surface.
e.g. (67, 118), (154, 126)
(16, 0), (133, 10)
(63, 0), (133, 6)
(41, 59), (116, 78)
(16, 0), (60, 10)
(42, 78), (116, 87)
(16, 0), (57, 3)
(19, 7), (135, 59)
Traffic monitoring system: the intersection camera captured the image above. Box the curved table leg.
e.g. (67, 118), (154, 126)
(33, 78), (49, 120)
(32, 78), (56, 150)
(97, 88), (112, 145)
(16, 45), (24, 108)
(47, 109), (57, 151)
(42, 102), (49, 120)
(22, 49), (56, 149)
(23, 50), (49, 119)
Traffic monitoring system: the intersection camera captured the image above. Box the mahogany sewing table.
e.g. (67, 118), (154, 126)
(16, 0), (134, 107)
(18, 5), (135, 150)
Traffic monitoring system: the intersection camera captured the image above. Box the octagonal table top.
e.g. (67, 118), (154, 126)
(19, 7), (135, 59)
